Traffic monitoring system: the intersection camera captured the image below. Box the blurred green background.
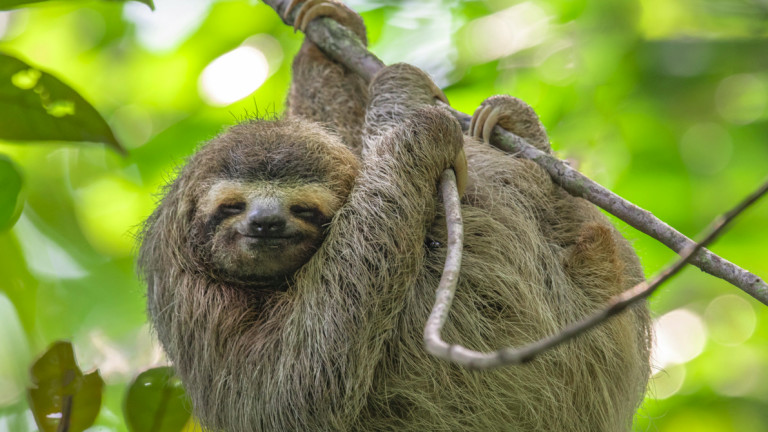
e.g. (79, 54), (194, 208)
(0, 0), (766, 430)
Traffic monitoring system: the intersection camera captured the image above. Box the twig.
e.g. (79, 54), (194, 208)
(423, 169), (464, 364)
(425, 178), (768, 369)
(263, 0), (768, 305)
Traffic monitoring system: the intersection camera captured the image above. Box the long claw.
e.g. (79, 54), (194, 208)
(296, 0), (335, 33)
(472, 105), (492, 140)
(292, 0), (318, 31)
(469, 105), (482, 137)
(285, 0), (302, 18)
(482, 106), (502, 145)
(432, 85), (449, 106)
(453, 149), (468, 197)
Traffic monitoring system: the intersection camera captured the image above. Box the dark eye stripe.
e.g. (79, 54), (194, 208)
(290, 204), (331, 227)
(290, 204), (317, 219)
(218, 202), (245, 215)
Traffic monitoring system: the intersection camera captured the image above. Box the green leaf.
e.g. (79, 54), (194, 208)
(0, 52), (125, 154)
(0, 0), (154, 11)
(124, 366), (192, 432)
(0, 154), (23, 231)
(28, 341), (104, 432)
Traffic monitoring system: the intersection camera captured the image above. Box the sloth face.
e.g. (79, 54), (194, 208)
(194, 179), (344, 284)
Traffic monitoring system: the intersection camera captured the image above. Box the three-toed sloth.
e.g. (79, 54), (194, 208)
(138, 1), (651, 431)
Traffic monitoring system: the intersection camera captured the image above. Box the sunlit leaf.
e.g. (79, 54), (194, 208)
(0, 0), (154, 10)
(0, 52), (125, 154)
(28, 341), (104, 432)
(0, 154), (23, 231)
(124, 367), (191, 432)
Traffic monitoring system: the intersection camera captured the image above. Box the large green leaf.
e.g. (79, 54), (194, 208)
(0, 154), (23, 231)
(28, 341), (104, 432)
(124, 366), (191, 432)
(0, 0), (154, 10)
(0, 52), (125, 153)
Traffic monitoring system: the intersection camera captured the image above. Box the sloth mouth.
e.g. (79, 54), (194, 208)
(240, 234), (304, 248)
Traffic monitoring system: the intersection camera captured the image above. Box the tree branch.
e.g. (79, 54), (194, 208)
(263, 0), (768, 305)
(425, 178), (768, 369)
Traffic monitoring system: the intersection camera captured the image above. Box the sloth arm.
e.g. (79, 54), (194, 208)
(285, 0), (369, 152)
(284, 65), (464, 425)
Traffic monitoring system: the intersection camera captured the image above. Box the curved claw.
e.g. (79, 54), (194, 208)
(431, 83), (449, 106)
(285, 0), (302, 18)
(469, 105), (480, 137)
(294, 0), (337, 33)
(470, 105), (492, 140)
(453, 148), (468, 197)
(481, 106), (502, 145)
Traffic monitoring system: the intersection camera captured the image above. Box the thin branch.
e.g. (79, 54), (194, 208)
(425, 178), (768, 369)
(263, 0), (768, 305)
(482, 128), (768, 306)
(423, 169), (464, 364)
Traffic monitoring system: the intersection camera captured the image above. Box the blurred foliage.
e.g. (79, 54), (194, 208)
(123, 367), (190, 432)
(27, 341), (103, 432)
(0, 154), (23, 229)
(0, 0), (766, 431)
(0, 1), (154, 12)
(0, 52), (124, 152)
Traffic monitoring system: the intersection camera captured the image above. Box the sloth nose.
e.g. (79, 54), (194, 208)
(246, 207), (287, 237)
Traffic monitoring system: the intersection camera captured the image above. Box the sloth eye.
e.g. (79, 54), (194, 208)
(217, 202), (245, 216)
(290, 204), (319, 220)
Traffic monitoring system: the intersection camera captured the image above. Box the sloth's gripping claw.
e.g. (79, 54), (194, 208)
(368, 63), (467, 196)
(286, 0), (367, 42)
(410, 73), (466, 196)
(453, 144), (468, 197)
(469, 95), (551, 152)
(412, 71), (467, 196)
(417, 77), (466, 197)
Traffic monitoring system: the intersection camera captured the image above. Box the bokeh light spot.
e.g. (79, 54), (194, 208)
(199, 46), (269, 107)
(123, 0), (211, 52)
(649, 363), (686, 399)
(460, 2), (551, 64)
(652, 308), (707, 369)
(679, 123), (732, 175)
(716, 73), (767, 125)
(243, 34), (284, 79)
(705, 294), (756, 346)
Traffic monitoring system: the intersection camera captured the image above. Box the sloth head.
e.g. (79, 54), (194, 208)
(142, 119), (359, 287)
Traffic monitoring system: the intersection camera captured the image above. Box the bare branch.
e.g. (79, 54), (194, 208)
(262, 0), (768, 304)
(425, 178), (768, 369)
(481, 128), (768, 306)
(423, 169), (464, 363)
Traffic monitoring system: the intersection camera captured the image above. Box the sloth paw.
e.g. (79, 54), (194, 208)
(453, 147), (468, 197)
(370, 63), (449, 107)
(368, 64), (465, 195)
(285, 0), (367, 43)
(468, 95), (550, 152)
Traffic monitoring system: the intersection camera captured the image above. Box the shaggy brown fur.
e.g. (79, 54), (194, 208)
(138, 3), (651, 431)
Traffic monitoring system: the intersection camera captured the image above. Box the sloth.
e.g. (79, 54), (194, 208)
(137, 1), (652, 431)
